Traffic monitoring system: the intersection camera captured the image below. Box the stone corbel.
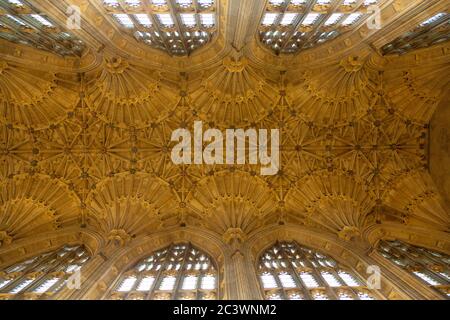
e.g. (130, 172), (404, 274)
(0, 231), (13, 247)
(223, 56), (248, 73)
(107, 229), (132, 247)
(339, 55), (365, 73)
(338, 226), (361, 242)
(104, 56), (129, 74)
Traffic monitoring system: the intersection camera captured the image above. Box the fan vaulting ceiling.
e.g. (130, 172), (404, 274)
(0, 0), (448, 262)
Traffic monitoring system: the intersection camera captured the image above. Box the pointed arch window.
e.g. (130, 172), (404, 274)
(378, 240), (450, 297)
(381, 13), (449, 55)
(110, 243), (218, 300)
(0, 245), (90, 300)
(258, 0), (380, 54)
(102, 0), (217, 56)
(0, 0), (85, 56)
(257, 241), (376, 300)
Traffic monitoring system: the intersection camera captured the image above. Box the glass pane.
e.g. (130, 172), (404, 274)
(0, 245), (90, 298)
(110, 243), (217, 300)
(258, 242), (373, 300)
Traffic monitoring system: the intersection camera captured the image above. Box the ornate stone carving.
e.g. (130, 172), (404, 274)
(0, 63), (79, 129)
(0, 231), (12, 247)
(104, 57), (129, 75)
(107, 229), (131, 247)
(0, 61), (8, 74)
(223, 228), (247, 244)
(338, 226), (361, 242)
(85, 59), (175, 128)
(223, 57), (248, 73)
(339, 56), (364, 73)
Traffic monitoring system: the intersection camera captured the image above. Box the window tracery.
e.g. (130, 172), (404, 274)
(102, 0), (217, 56)
(0, 245), (90, 300)
(0, 0), (85, 56)
(381, 12), (449, 55)
(378, 240), (450, 298)
(258, 0), (380, 54)
(110, 243), (218, 300)
(257, 241), (376, 300)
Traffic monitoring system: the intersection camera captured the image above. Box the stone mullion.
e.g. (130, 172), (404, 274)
(149, 244), (175, 300)
(408, 248), (450, 285)
(195, 257), (212, 300)
(195, 267), (203, 301)
(387, 243), (440, 286)
(57, 253), (107, 300)
(123, 271), (142, 300)
(307, 260), (338, 300)
(145, 257), (166, 300)
(279, 245), (312, 300)
(147, 254), (165, 300)
(369, 250), (444, 300)
(172, 243), (190, 299)
(257, 248), (282, 300)
(165, 0), (189, 54)
(1, 247), (65, 297)
(326, 268), (345, 299)
(295, 241), (339, 300)
(327, 268), (360, 300)
(50, 249), (89, 296)
(390, 244), (449, 287)
(268, 259), (286, 300)
(0, 5), (58, 52)
(143, 274), (156, 300)
(1, 268), (35, 295)
(44, 277), (68, 299)
(411, 251), (448, 288)
(296, 0), (343, 52)
(26, 250), (79, 297)
(419, 248), (450, 269)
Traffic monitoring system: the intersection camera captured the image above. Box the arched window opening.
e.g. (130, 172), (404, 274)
(257, 241), (376, 300)
(378, 240), (450, 298)
(0, 245), (90, 300)
(110, 243), (218, 300)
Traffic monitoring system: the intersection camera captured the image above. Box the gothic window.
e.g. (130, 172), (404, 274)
(102, 0), (217, 56)
(0, 0), (85, 56)
(258, 241), (376, 300)
(381, 12), (449, 55)
(258, 0), (380, 54)
(378, 240), (450, 297)
(0, 245), (90, 300)
(110, 243), (218, 300)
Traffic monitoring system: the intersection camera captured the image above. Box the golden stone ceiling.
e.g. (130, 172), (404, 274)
(0, 0), (449, 251)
